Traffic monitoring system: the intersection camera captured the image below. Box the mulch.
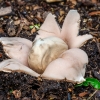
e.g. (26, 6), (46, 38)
(0, 0), (100, 99)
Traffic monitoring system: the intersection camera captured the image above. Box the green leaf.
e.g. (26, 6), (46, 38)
(30, 24), (40, 30)
(75, 77), (100, 89)
(29, 25), (34, 29)
(34, 23), (40, 30)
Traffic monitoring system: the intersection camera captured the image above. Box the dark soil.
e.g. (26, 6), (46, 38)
(0, 0), (100, 99)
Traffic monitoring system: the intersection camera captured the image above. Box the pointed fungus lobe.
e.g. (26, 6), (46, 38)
(0, 59), (39, 77)
(42, 48), (88, 83)
(0, 37), (32, 48)
(28, 36), (68, 74)
(0, 37), (32, 66)
(35, 13), (61, 40)
(3, 42), (30, 66)
(61, 10), (93, 48)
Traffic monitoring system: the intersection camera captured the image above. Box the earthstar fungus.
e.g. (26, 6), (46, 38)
(0, 10), (93, 83)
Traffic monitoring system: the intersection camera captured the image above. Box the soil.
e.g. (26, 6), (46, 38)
(0, 0), (100, 100)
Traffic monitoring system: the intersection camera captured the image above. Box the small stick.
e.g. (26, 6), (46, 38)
(87, 90), (98, 100)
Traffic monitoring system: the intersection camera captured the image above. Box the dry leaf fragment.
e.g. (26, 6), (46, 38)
(14, 20), (21, 25)
(31, 27), (36, 34)
(71, 0), (77, 5)
(12, 90), (21, 98)
(79, 91), (88, 97)
(33, 5), (42, 10)
(89, 11), (100, 16)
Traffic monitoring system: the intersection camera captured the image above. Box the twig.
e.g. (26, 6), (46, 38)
(87, 90), (98, 100)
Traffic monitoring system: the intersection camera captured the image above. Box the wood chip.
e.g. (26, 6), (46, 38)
(31, 27), (36, 34)
(0, 6), (12, 16)
(33, 5), (42, 10)
(79, 91), (88, 97)
(89, 11), (100, 16)
(0, 28), (4, 33)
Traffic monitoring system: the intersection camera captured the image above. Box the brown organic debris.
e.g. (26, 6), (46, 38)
(16, 17), (29, 36)
(0, 6), (12, 16)
(0, 53), (2, 58)
(31, 27), (36, 34)
(89, 11), (100, 16)
(0, 28), (4, 33)
(46, 0), (64, 3)
(22, 97), (31, 100)
(12, 90), (21, 98)
(6, 19), (16, 36)
(79, 91), (88, 97)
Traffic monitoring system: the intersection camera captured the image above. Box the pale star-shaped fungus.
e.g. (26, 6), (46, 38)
(0, 10), (93, 83)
